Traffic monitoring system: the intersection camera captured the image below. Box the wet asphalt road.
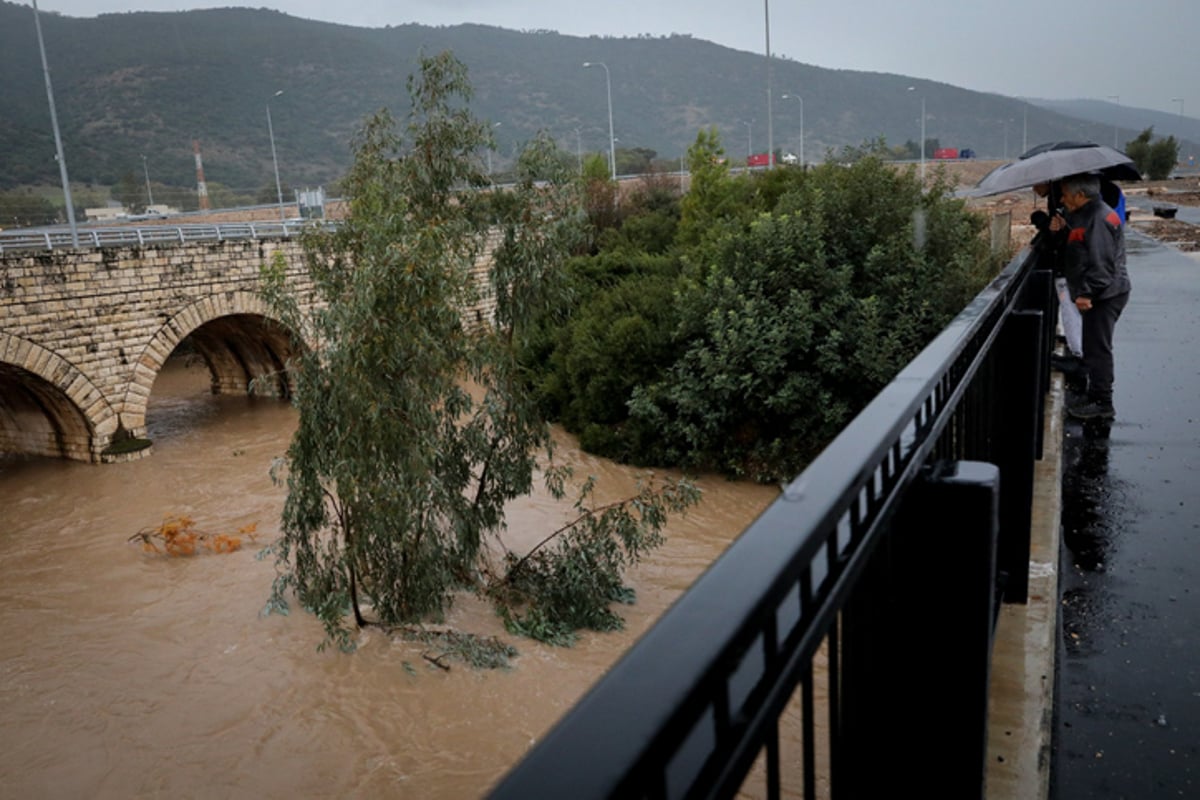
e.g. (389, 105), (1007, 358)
(1052, 230), (1200, 798)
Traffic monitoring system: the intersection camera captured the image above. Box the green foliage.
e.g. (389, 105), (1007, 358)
(580, 153), (619, 235)
(678, 128), (754, 249)
(0, 189), (60, 227)
(261, 52), (697, 654)
(631, 159), (996, 480)
(112, 170), (142, 212)
(1125, 127), (1180, 180)
(395, 628), (519, 670)
(100, 436), (153, 456)
(616, 147), (658, 176)
(263, 51), (532, 646)
(491, 475), (700, 645)
(540, 267), (682, 447)
(834, 136), (897, 165)
(255, 181), (293, 205)
(527, 134), (1004, 483)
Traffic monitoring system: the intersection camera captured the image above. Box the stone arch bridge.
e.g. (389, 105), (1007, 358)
(0, 235), (497, 462)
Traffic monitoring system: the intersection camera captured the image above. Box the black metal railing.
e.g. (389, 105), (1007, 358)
(489, 246), (1055, 800)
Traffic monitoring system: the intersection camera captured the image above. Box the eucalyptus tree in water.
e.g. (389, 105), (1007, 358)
(261, 52), (697, 653)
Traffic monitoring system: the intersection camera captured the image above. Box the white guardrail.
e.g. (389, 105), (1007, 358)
(0, 220), (330, 254)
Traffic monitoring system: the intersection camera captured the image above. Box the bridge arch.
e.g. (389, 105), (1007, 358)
(120, 291), (307, 437)
(0, 333), (120, 462)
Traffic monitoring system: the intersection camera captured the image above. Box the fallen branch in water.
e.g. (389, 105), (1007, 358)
(129, 515), (258, 556)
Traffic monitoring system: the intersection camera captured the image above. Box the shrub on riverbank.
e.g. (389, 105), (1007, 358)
(524, 135), (1006, 482)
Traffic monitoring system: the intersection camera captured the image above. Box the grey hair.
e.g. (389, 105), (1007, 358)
(1061, 173), (1100, 199)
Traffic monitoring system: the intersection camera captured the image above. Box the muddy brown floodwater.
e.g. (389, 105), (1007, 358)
(0, 356), (778, 799)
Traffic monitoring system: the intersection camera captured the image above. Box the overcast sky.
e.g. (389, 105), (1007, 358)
(32, 0), (1195, 116)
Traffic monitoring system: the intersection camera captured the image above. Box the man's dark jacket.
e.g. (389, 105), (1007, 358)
(1063, 199), (1130, 302)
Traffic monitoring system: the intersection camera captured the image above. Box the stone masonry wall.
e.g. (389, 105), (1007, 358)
(0, 230), (500, 461)
(0, 238), (311, 459)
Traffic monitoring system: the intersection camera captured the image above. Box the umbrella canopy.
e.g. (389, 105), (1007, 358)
(969, 142), (1141, 197)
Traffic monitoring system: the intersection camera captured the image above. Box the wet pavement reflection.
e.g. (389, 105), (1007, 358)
(1052, 231), (1200, 798)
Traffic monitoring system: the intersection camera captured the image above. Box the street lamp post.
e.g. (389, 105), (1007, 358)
(1107, 95), (1120, 148)
(763, 0), (773, 169)
(920, 96), (926, 183)
(266, 89), (285, 220)
(743, 120), (753, 159)
(31, 0), (77, 245)
(781, 93), (803, 168)
(582, 62), (616, 181)
(1022, 107), (1028, 154)
(908, 87), (926, 184)
(1171, 97), (1185, 129)
(141, 154), (154, 207)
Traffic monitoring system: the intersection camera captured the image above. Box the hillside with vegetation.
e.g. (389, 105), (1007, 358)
(2, 0), (1163, 218)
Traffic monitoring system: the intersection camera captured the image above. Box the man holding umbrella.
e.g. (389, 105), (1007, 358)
(1058, 172), (1131, 420)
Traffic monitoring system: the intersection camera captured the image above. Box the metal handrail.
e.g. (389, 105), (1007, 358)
(490, 247), (1055, 799)
(0, 220), (333, 254)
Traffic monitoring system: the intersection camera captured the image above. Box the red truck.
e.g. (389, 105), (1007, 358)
(933, 148), (959, 160)
(746, 152), (774, 167)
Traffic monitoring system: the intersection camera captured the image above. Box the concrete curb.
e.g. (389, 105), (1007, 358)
(985, 372), (1064, 799)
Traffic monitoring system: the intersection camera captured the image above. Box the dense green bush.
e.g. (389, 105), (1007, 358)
(630, 160), (997, 479)
(525, 137), (1003, 482)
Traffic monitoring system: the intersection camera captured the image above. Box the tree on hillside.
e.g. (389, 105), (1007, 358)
(1125, 127), (1179, 180)
(832, 136), (895, 165)
(113, 170), (143, 212)
(0, 190), (59, 228)
(616, 147), (657, 176)
(256, 180), (293, 206)
(261, 52), (697, 653)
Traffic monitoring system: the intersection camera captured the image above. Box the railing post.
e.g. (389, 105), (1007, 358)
(994, 308), (1042, 603)
(839, 460), (999, 799)
(1020, 266), (1055, 458)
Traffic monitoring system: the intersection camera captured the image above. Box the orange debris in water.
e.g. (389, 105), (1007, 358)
(129, 515), (259, 557)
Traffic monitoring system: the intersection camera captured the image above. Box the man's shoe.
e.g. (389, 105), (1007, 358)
(1067, 400), (1115, 420)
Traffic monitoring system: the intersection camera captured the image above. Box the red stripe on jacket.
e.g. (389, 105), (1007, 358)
(1106, 211), (1122, 227)
(1068, 228), (1085, 243)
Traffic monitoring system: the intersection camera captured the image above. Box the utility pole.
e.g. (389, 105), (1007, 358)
(267, 90), (285, 220)
(31, 0), (77, 245)
(142, 154), (154, 207)
(582, 62), (616, 181)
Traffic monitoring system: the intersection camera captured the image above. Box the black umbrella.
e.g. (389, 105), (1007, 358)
(969, 141), (1141, 197)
